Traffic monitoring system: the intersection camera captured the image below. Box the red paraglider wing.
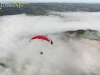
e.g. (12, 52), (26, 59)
(32, 36), (50, 42)
(29, 35), (53, 45)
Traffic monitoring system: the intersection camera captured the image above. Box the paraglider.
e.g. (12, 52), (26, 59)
(29, 35), (53, 55)
(29, 35), (53, 45)
(40, 51), (43, 55)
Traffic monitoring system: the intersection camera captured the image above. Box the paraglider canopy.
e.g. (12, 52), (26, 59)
(29, 35), (53, 45)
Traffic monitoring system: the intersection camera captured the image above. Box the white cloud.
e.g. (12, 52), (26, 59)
(0, 12), (100, 75)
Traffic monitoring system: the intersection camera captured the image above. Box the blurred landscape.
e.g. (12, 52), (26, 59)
(1, 2), (100, 75)
(0, 3), (100, 16)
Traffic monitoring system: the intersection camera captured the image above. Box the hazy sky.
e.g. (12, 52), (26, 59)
(0, 0), (100, 3)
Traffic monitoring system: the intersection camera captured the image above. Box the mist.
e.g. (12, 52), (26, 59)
(0, 12), (100, 75)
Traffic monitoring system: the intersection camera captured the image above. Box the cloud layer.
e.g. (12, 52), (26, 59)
(0, 12), (100, 75)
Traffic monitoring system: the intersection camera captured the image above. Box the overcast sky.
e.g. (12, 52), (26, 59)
(0, 0), (100, 3)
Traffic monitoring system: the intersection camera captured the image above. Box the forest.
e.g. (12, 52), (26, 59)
(0, 3), (100, 16)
